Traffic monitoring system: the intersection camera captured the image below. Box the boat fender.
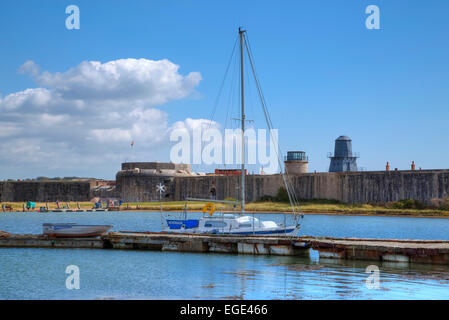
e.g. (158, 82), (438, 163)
(202, 203), (215, 216)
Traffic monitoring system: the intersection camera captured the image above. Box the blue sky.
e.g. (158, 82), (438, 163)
(0, 0), (448, 179)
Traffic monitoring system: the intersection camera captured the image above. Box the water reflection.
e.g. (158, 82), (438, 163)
(1, 247), (448, 300)
(2, 211), (449, 299)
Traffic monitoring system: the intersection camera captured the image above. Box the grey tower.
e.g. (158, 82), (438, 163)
(328, 136), (359, 172)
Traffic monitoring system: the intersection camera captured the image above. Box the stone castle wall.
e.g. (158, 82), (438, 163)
(116, 171), (176, 202)
(291, 170), (449, 203)
(116, 169), (449, 204)
(3, 169), (449, 204)
(0, 181), (91, 202)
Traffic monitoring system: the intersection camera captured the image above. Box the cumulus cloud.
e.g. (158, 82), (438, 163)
(0, 58), (203, 178)
(18, 60), (40, 77)
(22, 58), (202, 104)
(0, 88), (52, 111)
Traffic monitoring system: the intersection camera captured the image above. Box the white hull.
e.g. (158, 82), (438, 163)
(43, 223), (112, 237)
(165, 227), (299, 236)
(164, 214), (300, 237)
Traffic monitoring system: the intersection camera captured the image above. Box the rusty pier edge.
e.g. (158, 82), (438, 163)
(1, 232), (449, 264)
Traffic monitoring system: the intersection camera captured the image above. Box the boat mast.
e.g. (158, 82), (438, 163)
(239, 27), (246, 214)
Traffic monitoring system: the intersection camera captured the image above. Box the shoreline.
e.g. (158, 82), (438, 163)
(2, 201), (449, 219)
(117, 208), (449, 219)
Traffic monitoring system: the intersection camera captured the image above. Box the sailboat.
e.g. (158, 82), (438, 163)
(164, 28), (302, 236)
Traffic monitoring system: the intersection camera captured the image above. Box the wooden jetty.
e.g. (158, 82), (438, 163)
(1, 231), (449, 265)
(0, 232), (309, 256)
(305, 236), (449, 265)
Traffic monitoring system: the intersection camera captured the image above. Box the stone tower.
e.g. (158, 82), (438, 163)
(328, 136), (358, 172)
(284, 151), (308, 174)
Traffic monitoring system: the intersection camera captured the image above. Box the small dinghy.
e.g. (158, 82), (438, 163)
(43, 223), (112, 238)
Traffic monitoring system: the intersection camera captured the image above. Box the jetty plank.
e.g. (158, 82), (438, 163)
(304, 236), (449, 264)
(1, 232), (449, 264)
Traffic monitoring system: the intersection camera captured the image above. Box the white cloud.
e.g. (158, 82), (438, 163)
(39, 113), (70, 125)
(90, 107), (169, 144)
(26, 58), (202, 104)
(0, 88), (52, 111)
(18, 60), (40, 77)
(0, 58), (204, 178)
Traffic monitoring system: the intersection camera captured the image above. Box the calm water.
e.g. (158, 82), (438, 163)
(1, 211), (449, 300)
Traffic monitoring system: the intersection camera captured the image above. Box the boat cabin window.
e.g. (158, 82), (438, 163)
(238, 223), (252, 228)
(204, 221), (227, 228)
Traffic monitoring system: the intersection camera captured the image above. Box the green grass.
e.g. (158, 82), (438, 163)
(121, 200), (449, 217)
(3, 200), (449, 217)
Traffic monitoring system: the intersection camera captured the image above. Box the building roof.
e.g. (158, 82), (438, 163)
(336, 135), (351, 141)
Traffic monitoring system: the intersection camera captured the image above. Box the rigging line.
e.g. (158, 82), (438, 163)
(223, 44), (240, 169)
(244, 62), (258, 175)
(244, 35), (296, 188)
(244, 34), (302, 215)
(244, 39), (293, 195)
(252, 91), (301, 212)
(224, 42), (239, 135)
(244, 35), (275, 128)
(244, 50), (256, 130)
(206, 36), (239, 132)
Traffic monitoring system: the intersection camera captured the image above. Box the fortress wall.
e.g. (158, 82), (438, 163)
(169, 170), (449, 204)
(247, 175), (284, 201)
(337, 170), (449, 203)
(173, 175), (240, 201)
(0, 183), (14, 202)
(170, 175), (286, 202)
(290, 173), (342, 201)
(0, 181), (91, 202)
(287, 170), (449, 204)
(116, 172), (176, 202)
(171, 173), (343, 203)
(4, 167), (449, 204)
(111, 169), (449, 204)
